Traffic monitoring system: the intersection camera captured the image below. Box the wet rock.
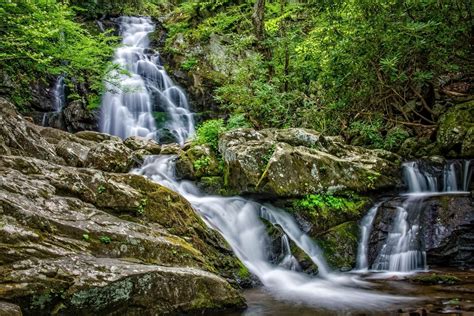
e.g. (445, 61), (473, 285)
(437, 101), (474, 158)
(124, 136), (161, 154)
(219, 128), (401, 197)
(176, 143), (221, 180)
(0, 100), (246, 314)
(85, 140), (137, 173)
(160, 143), (182, 155)
(63, 100), (98, 132)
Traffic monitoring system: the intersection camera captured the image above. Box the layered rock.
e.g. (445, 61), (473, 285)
(437, 101), (474, 158)
(218, 128), (401, 197)
(0, 98), (245, 315)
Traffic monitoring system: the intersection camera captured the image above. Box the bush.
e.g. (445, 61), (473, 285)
(194, 119), (226, 151)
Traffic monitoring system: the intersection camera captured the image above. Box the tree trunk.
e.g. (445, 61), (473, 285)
(252, 0), (266, 41)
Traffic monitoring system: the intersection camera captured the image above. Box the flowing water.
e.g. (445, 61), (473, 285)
(99, 16), (193, 144)
(53, 75), (65, 112)
(97, 16), (471, 313)
(356, 160), (473, 273)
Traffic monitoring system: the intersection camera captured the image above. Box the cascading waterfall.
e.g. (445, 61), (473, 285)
(99, 16), (193, 144)
(356, 159), (473, 273)
(355, 203), (381, 271)
(279, 234), (301, 271)
(104, 16), (406, 309)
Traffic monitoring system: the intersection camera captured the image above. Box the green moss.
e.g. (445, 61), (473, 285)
(411, 274), (460, 285)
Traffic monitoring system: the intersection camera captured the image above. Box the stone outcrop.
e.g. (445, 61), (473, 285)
(218, 128), (401, 197)
(0, 98), (245, 315)
(437, 101), (474, 158)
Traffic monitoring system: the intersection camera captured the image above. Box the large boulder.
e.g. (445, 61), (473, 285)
(62, 100), (98, 132)
(0, 99), (246, 314)
(219, 128), (401, 197)
(437, 101), (474, 158)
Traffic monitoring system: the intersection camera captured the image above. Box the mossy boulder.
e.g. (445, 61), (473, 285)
(437, 101), (474, 158)
(176, 143), (221, 180)
(0, 98), (246, 314)
(124, 136), (161, 154)
(219, 128), (401, 197)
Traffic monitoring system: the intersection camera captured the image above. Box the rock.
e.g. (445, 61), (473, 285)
(63, 100), (98, 132)
(124, 136), (161, 154)
(85, 140), (137, 173)
(0, 98), (62, 164)
(160, 143), (182, 155)
(369, 194), (474, 268)
(219, 128), (401, 197)
(437, 101), (474, 158)
(176, 143), (221, 180)
(74, 130), (121, 143)
(0, 302), (22, 316)
(0, 100), (246, 314)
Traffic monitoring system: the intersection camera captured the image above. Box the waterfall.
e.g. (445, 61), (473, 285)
(403, 160), (473, 193)
(99, 16), (194, 145)
(357, 159), (472, 273)
(133, 156), (402, 308)
(355, 203), (381, 271)
(371, 200), (427, 272)
(53, 75), (65, 112)
(279, 234), (301, 271)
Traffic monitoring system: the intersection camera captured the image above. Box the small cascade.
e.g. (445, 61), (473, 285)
(260, 206), (329, 276)
(403, 160), (473, 193)
(355, 203), (381, 271)
(358, 159), (472, 273)
(279, 234), (301, 271)
(99, 16), (194, 144)
(53, 75), (65, 112)
(371, 200), (426, 272)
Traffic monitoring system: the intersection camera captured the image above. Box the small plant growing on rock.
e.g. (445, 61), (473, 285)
(193, 156), (211, 171)
(97, 185), (106, 194)
(82, 234), (90, 241)
(137, 198), (148, 215)
(99, 236), (111, 244)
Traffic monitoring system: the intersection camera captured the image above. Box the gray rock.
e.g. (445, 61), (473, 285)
(219, 128), (401, 197)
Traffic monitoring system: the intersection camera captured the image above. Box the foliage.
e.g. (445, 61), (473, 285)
(193, 156), (211, 171)
(194, 119), (226, 151)
(194, 114), (252, 152)
(99, 235), (112, 244)
(164, 0), (473, 150)
(0, 0), (116, 110)
(293, 193), (366, 221)
(137, 198), (148, 215)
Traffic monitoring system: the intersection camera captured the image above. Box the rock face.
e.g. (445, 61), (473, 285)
(218, 128), (401, 197)
(437, 101), (474, 158)
(0, 98), (245, 315)
(368, 194), (474, 268)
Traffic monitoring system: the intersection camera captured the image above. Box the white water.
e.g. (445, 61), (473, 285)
(357, 159), (472, 273)
(99, 16), (194, 144)
(355, 203), (381, 271)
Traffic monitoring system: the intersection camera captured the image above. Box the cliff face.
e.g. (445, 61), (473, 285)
(0, 98), (245, 315)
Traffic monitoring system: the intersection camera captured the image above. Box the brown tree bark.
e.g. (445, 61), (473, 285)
(252, 0), (266, 41)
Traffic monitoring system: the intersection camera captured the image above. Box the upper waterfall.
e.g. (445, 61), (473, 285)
(99, 17), (194, 145)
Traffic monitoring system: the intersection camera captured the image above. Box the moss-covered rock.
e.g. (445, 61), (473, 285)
(219, 128), (401, 197)
(0, 98), (246, 314)
(437, 101), (474, 158)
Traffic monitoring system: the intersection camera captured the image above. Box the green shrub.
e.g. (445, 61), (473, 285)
(194, 119), (226, 151)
